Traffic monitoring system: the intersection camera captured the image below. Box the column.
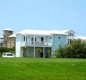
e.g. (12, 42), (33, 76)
(34, 35), (35, 58)
(43, 47), (45, 58)
(25, 34), (27, 47)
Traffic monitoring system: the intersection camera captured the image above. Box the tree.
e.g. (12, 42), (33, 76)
(56, 39), (86, 58)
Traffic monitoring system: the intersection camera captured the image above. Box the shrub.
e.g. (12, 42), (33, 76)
(56, 40), (86, 58)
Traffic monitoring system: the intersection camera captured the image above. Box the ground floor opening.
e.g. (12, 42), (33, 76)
(21, 47), (52, 58)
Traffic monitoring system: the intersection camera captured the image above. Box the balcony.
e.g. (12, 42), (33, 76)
(68, 36), (74, 39)
(20, 41), (52, 47)
(35, 41), (52, 47)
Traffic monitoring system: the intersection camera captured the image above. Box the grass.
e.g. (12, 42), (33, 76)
(0, 58), (86, 80)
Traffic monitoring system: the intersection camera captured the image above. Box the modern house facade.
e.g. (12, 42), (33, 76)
(16, 29), (70, 58)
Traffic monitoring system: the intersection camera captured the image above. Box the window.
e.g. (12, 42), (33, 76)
(35, 38), (37, 41)
(50, 36), (52, 39)
(24, 36), (25, 41)
(9, 31), (13, 34)
(41, 37), (44, 41)
(58, 37), (61, 39)
(31, 37), (33, 44)
(31, 37), (33, 41)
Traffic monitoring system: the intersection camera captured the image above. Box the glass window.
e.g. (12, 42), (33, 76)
(58, 37), (61, 39)
(50, 36), (52, 39)
(35, 38), (37, 41)
(31, 37), (33, 41)
(41, 37), (44, 41)
(24, 36), (25, 41)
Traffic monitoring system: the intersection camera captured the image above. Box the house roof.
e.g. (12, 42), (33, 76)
(9, 34), (16, 37)
(17, 29), (67, 35)
(17, 29), (50, 35)
(51, 30), (67, 35)
(74, 36), (86, 40)
(3, 28), (13, 31)
(62, 29), (75, 33)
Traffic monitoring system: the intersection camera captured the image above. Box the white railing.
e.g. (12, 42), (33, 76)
(20, 41), (52, 47)
(68, 36), (74, 39)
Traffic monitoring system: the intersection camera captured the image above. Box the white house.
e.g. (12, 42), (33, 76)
(16, 29), (75, 58)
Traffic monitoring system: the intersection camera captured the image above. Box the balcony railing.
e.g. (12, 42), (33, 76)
(68, 36), (74, 39)
(20, 41), (52, 47)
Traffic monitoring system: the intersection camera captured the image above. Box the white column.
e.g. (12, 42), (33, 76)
(34, 35), (35, 58)
(34, 47), (35, 58)
(25, 34), (26, 48)
(51, 35), (53, 57)
(43, 47), (45, 58)
(44, 36), (45, 45)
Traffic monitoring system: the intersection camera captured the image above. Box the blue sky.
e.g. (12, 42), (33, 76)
(0, 0), (86, 36)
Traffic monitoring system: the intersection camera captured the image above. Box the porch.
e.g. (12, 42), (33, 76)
(21, 47), (52, 58)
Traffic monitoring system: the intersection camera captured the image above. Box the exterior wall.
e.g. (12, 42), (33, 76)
(16, 34), (23, 57)
(45, 36), (52, 45)
(7, 37), (16, 48)
(52, 34), (68, 56)
(26, 47), (34, 57)
(3, 30), (13, 47)
(16, 33), (68, 58)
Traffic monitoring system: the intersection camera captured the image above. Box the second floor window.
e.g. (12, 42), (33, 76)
(31, 37), (33, 41)
(24, 36), (25, 41)
(41, 37), (44, 42)
(35, 38), (37, 41)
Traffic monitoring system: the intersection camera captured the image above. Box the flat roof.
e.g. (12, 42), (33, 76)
(17, 29), (67, 35)
(9, 34), (16, 37)
(74, 36), (86, 40)
(3, 28), (13, 31)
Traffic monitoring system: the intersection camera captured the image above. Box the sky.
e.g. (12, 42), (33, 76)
(0, 0), (86, 36)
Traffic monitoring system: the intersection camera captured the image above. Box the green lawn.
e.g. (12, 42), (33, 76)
(0, 58), (86, 80)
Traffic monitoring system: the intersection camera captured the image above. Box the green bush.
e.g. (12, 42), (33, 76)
(56, 40), (86, 58)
